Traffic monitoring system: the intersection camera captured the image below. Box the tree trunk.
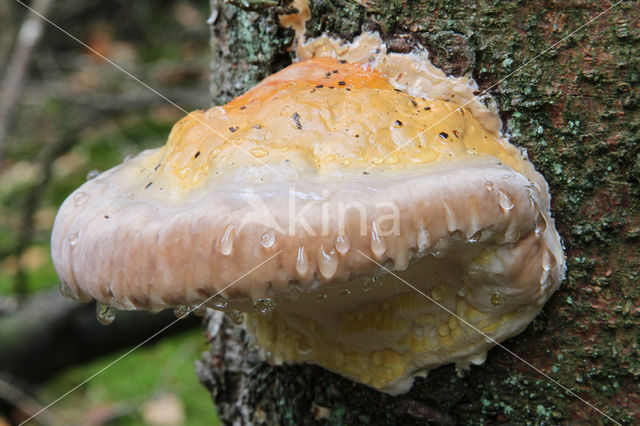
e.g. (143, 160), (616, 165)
(198, 1), (640, 424)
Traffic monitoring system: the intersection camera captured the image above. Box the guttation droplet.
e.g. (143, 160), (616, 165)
(218, 224), (234, 255)
(296, 246), (309, 275)
(229, 309), (244, 325)
(260, 230), (275, 248)
(497, 189), (515, 211)
(370, 221), (387, 258)
(96, 303), (115, 325)
(535, 211), (547, 236)
(491, 292), (504, 307)
(73, 191), (89, 206)
(68, 232), (79, 246)
(363, 276), (379, 292)
(174, 305), (191, 318)
(211, 294), (228, 309)
(295, 335), (312, 355)
(485, 181), (494, 192)
(335, 233), (351, 254)
(317, 245), (338, 279)
(86, 170), (101, 180)
(254, 298), (275, 315)
(59, 281), (74, 298)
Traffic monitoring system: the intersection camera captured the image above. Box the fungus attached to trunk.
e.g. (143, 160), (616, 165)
(51, 33), (564, 395)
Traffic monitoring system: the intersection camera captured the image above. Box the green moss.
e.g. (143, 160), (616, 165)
(42, 329), (219, 425)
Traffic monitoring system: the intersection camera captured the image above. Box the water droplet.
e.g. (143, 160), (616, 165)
(504, 228), (520, 243)
(174, 305), (191, 318)
(518, 147), (529, 160)
(363, 276), (378, 292)
(192, 304), (207, 316)
(294, 335), (312, 355)
(295, 246), (309, 276)
(491, 292), (504, 306)
(73, 192), (89, 206)
(431, 238), (448, 257)
(260, 230), (275, 248)
(123, 154), (134, 162)
(218, 224), (234, 255)
(485, 181), (494, 192)
(417, 226), (430, 250)
(86, 170), (101, 180)
(285, 283), (302, 300)
(96, 303), (115, 325)
(467, 229), (483, 243)
(254, 298), (275, 315)
(335, 233), (351, 254)
(533, 182), (542, 193)
(443, 201), (457, 232)
(68, 232), (79, 246)
(59, 281), (74, 298)
(251, 147), (269, 158)
(535, 211), (547, 236)
(229, 309), (244, 325)
(498, 189), (515, 211)
(540, 269), (551, 289)
(316, 292), (328, 300)
(211, 295), (228, 309)
(370, 221), (387, 258)
(541, 249), (556, 271)
(339, 288), (351, 297)
(317, 245), (338, 279)
(431, 286), (443, 302)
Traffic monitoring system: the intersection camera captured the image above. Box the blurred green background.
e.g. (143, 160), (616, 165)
(0, 0), (220, 424)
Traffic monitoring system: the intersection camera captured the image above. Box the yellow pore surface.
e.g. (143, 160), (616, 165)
(245, 286), (518, 391)
(146, 57), (524, 189)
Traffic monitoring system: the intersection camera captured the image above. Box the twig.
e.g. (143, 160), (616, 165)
(0, 0), (54, 165)
(0, 373), (59, 425)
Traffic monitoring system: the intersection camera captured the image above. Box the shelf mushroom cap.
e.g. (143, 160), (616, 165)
(51, 33), (565, 395)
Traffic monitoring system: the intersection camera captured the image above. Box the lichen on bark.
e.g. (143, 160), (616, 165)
(201, 1), (640, 424)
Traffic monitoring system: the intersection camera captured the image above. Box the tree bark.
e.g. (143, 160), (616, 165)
(199, 1), (640, 424)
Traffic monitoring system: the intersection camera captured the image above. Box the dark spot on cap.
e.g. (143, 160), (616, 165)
(362, 171), (370, 175)
(338, 59), (347, 64)
(459, 108), (465, 115)
(338, 81), (346, 86)
(332, 70), (338, 74)
(194, 151), (200, 158)
(394, 120), (403, 127)
(253, 124), (262, 129)
(240, 106), (247, 110)
(104, 215), (110, 219)
(410, 99), (418, 107)
(325, 72), (331, 77)
(154, 163), (161, 171)
(292, 112), (302, 129)
(315, 84), (323, 88)
(145, 182), (153, 189)
(424, 106), (431, 111)
(439, 132), (449, 140)
(229, 126), (239, 133)
(453, 130), (459, 138)
(394, 88), (402, 93)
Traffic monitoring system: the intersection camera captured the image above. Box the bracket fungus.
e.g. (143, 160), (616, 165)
(51, 33), (565, 395)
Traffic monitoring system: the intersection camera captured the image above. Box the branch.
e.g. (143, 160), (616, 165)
(0, 0), (54, 164)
